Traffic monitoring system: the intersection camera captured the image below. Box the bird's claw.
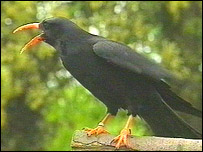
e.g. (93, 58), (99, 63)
(111, 128), (131, 149)
(84, 125), (109, 136)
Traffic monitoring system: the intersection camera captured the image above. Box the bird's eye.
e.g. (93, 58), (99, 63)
(42, 21), (49, 29)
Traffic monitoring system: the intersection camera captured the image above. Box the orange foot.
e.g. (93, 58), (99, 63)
(111, 128), (131, 149)
(84, 123), (109, 136)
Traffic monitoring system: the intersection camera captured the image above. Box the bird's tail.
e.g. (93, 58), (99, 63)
(134, 87), (202, 139)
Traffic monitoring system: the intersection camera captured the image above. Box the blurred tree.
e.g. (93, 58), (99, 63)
(1, 1), (202, 151)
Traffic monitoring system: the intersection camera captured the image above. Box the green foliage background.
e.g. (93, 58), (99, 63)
(1, 1), (202, 151)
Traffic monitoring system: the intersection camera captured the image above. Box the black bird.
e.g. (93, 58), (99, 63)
(13, 17), (202, 148)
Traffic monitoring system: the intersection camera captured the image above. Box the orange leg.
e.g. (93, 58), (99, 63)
(111, 115), (134, 149)
(85, 113), (112, 136)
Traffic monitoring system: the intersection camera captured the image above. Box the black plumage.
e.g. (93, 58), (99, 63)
(17, 17), (203, 139)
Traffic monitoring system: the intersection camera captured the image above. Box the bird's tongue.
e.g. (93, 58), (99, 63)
(13, 23), (45, 54)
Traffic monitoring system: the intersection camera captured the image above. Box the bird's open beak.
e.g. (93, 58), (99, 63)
(13, 23), (45, 54)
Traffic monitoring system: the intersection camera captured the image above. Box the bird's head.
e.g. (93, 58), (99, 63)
(13, 17), (89, 53)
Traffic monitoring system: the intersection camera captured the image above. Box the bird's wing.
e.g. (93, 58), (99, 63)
(156, 83), (202, 118)
(93, 40), (202, 117)
(93, 40), (171, 81)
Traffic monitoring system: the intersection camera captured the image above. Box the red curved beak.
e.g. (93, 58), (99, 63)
(13, 23), (40, 33)
(13, 23), (45, 54)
